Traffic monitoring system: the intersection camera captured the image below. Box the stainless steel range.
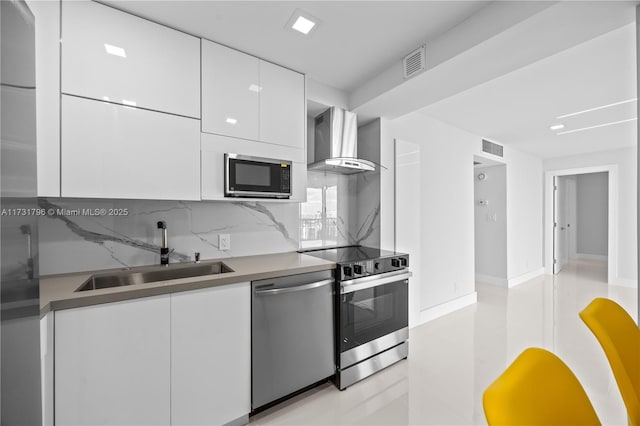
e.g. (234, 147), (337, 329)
(303, 246), (411, 390)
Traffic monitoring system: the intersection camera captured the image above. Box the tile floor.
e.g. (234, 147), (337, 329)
(250, 259), (637, 425)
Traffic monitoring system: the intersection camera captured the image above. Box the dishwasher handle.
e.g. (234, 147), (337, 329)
(254, 278), (334, 296)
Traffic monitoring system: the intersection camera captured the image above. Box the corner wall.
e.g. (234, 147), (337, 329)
(384, 113), (477, 324)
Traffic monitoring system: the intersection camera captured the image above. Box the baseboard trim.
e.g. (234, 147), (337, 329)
(507, 267), (545, 288)
(576, 253), (608, 261)
(614, 278), (637, 288)
(414, 292), (478, 327)
(475, 273), (508, 287)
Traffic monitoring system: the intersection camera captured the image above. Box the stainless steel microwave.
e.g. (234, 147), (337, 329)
(225, 154), (292, 199)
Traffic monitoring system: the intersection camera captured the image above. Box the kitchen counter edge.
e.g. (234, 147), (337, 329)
(40, 252), (336, 317)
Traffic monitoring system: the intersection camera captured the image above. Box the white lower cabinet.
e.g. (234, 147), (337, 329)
(171, 282), (251, 426)
(52, 285), (251, 426)
(54, 295), (172, 426)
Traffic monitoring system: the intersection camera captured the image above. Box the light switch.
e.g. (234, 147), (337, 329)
(219, 234), (231, 251)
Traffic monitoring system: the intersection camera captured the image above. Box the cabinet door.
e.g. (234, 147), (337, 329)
(202, 40), (259, 140)
(55, 295), (171, 426)
(61, 95), (200, 200)
(171, 283), (251, 426)
(61, 1), (200, 118)
(259, 61), (305, 149)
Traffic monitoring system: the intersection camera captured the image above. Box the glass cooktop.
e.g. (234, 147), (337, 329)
(301, 245), (402, 264)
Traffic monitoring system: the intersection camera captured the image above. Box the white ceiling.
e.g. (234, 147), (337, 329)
(100, 0), (490, 92)
(99, 0), (637, 159)
(420, 23), (637, 159)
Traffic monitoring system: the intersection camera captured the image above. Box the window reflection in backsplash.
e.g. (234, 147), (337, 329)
(300, 170), (380, 249)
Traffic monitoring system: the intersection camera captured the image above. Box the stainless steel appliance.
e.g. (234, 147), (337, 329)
(225, 153), (291, 198)
(303, 246), (410, 390)
(1, 1), (42, 423)
(307, 107), (376, 174)
(251, 270), (335, 410)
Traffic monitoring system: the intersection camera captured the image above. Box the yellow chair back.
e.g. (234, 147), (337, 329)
(483, 347), (600, 426)
(580, 298), (640, 426)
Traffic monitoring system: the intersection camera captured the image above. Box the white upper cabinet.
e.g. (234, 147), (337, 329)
(201, 40), (305, 150)
(201, 40), (259, 140)
(61, 1), (200, 118)
(259, 61), (305, 149)
(61, 95), (200, 200)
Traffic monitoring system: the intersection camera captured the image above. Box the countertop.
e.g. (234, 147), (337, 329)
(40, 252), (336, 316)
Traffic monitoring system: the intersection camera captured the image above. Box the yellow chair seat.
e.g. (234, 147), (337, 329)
(580, 298), (640, 426)
(483, 347), (600, 426)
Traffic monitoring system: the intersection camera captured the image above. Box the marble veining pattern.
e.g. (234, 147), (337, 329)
(38, 198), (300, 275)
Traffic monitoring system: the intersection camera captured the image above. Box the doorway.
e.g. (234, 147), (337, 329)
(473, 157), (508, 286)
(545, 166), (617, 284)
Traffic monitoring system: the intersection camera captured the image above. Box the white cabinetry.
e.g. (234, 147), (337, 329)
(171, 283), (251, 426)
(55, 295), (171, 426)
(61, 95), (200, 200)
(201, 40), (305, 151)
(259, 60), (305, 149)
(201, 133), (307, 202)
(201, 41), (259, 140)
(61, 0), (200, 118)
(51, 285), (252, 426)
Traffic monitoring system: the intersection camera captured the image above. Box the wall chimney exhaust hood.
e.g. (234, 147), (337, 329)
(308, 107), (375, 174)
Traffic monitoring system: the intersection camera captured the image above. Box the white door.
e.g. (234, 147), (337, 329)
(395, 139), (421, 327)
(553, 176), (568, 274)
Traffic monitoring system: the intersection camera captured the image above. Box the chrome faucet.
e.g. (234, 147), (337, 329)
(157, 221), (169, 265)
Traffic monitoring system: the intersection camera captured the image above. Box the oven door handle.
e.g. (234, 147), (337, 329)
(341, 270), (412, 294)
(254, 279), (334, 296)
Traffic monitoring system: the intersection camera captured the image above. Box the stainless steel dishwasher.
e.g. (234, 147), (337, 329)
(252, 269), (335, 410)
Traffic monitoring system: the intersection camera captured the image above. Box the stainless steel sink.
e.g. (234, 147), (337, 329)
(76, 262), (234, 292)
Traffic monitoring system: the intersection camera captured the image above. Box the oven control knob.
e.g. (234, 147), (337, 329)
(343, 266), (353, 277)
(391, 258), (400, 267)
(400, 258), (408, 267)
(374, 262), (380, 270)
(353, 264), (363, 275)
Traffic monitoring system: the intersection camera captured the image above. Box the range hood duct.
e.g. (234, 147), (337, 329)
(308, 107), (375, 174)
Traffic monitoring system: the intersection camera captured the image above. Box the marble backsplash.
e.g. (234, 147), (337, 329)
(37, 171), (381, 276)
(38, 198), (300, 276)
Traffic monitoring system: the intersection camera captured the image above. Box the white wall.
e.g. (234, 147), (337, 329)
(576, 172), (609, 257)
(503, 147), (544, 283)
(385, 113), (477, 319)
(545, 147), (637, 286)
(474, 165), (508, 285)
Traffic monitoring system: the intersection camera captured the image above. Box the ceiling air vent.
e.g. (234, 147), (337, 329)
(403, 45), (426, 79)
(482, 139), (504, 158)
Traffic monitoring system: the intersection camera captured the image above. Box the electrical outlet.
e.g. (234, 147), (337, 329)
(219, 234), (231, 251)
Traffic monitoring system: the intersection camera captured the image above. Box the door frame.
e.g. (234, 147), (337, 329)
(544, 165), (618, 284)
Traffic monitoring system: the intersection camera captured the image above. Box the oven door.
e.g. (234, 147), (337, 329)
(225, 153), (291, 198)
(338, 270), (410, 368)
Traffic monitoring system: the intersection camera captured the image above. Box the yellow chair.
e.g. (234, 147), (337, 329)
(580, 298), (640, 426)
(483, 347), (600, 425)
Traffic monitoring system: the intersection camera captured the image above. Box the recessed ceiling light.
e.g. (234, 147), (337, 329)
(226, 117), (238, 125)
(248, 84), (262, 93)
(556, 117), (637, 135)
(556, 98), (637, 119)
(122, 99), (136, 106)
(292, 16), (315, 34)
(550, 124), (565, 131)
(103, 96), (110, 101)
(286, 9), (321, 37)
(104, 43), (126, 58)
